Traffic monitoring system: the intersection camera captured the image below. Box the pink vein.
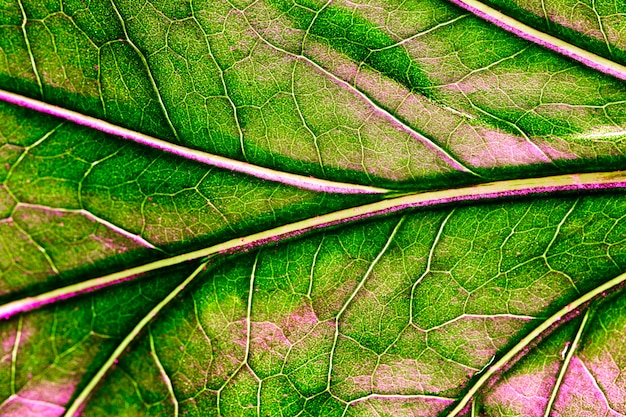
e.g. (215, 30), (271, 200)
(447, 0), (626, 81)
(0, 89), (388, 195)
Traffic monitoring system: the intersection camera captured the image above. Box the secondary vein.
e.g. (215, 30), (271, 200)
(62, 260), (209, 417)
(0, 89), (388, 195)
(447, 0), (626, 81)
(445, 269), (626, 417)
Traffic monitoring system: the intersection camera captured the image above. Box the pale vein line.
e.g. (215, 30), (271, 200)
(5, 395), (65, 411)
(590, 0), (613, 56)
(3, 170), (626, 320)
(291, 61), (325, 175)
(327, 217), (405, 390)
(192, 8), (247, 160)
(424, 313), (537, 332)
(300, 0), (332, 55)
(459, 91), (552, 164)
(62, 260), (209, 417)
(9, 316), (23, 396)
(308, 237), (324, 298)
(349, 393), (456, 404)
(240, 15), (479, 176)
(446, 0), (626, 81)
(15, 203), (156, 249)
(149, 329), (179, 417)
(542, 198), (580, 292)
(371, 14), (470, 51)
(445, 268), (626, 417)
(215, 254), (261, 415)
(108, 0), (180, 141)
(246, 251), (263, 417)
(583, 130), (626, 139)
(543, 309), (590, 417)
(256, 379), (261, 417)
(3, 124), (63, 187)
(16, 0), (43, 97)
(577, 357), (625, 416)
(10, 220), (60, 275)
(0, 89), (387, 194)
(409, 210), (453, 325)
(245, 253), (259, 364)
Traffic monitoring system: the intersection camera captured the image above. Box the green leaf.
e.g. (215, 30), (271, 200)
(1, 0), (626, 416)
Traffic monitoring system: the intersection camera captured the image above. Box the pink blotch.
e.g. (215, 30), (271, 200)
(484, 361), (560, 417)
(374, 359), (468, 394)
(304, 41), (358, 85)
(0, 320), (33, 359)
(1, 330), (18, 354)
(304, 41), (463, 176)
(343, 374), (372, 390)
(90, 234), (129, 253)
(250, 321), (292, 352)
(553, 356), (623, 416)
(229, 319), (250, 351)
(584, 349), (626, 413)
(282, 303), (319, 339)
(0, 396), (65, 417)
(14, 377), (79, 410)
(355, 60), (579, 169)
(457, 126), (552, 167)
(350, 395), (454, 417)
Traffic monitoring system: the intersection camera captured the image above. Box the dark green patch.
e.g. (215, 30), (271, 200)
(267, 0), (434, 97)
(474, 103), (579, 138)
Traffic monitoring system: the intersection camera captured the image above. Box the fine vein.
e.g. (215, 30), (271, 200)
(447, 0), (626, 81)
(327, 216), (405, 389)
(2, 170), (626, 320)
(0, 89), (387, 195)
(108, 0), (180, 141)
(16, 0), (43, 97)
(15, 203), (158, 250)
(149, 329), (179, 417)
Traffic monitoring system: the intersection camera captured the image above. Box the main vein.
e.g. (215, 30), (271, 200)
(2, 170), (626, 320)
(447, 0), (626, 81)
(0, 89), (388, 195)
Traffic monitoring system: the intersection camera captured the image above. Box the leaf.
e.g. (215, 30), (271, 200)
(1, 0), (626, 416)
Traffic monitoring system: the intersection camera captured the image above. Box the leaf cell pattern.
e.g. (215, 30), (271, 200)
(0, 0), (626, 416)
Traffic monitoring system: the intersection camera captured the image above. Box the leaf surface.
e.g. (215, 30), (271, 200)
(1, 0), (626, 416)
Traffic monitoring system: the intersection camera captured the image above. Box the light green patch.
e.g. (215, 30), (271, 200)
(220, 366), (260, 417)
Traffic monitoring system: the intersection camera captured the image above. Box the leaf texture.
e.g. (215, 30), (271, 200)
(1, 0), (626, 416)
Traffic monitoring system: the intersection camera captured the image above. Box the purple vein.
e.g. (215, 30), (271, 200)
(0, 89), (387, 195)
(3, 170), (626, 321)
(447, 0), (626, 81)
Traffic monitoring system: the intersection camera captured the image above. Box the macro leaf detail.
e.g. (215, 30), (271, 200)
(1, 0), (626, 416)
